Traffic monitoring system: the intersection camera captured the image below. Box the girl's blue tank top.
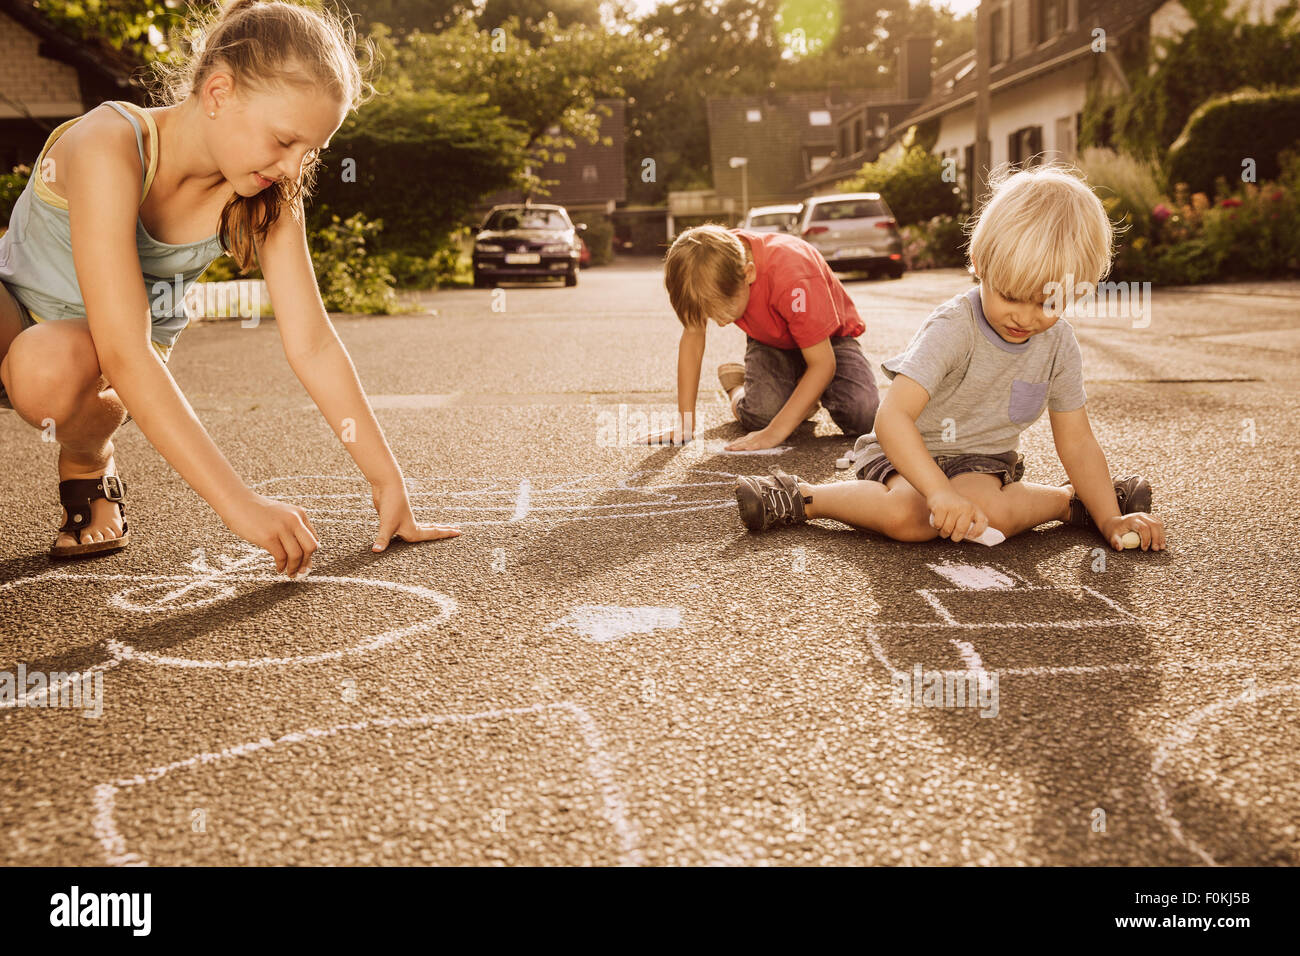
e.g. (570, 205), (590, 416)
(0, 101), (227, 355)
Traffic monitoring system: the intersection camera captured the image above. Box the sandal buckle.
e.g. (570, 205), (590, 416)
(99, 475), (125, 501)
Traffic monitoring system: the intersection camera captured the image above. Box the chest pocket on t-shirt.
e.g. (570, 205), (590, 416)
(1008, 379), (1049, 424)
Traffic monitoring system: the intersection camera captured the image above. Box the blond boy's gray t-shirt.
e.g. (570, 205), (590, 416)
(871, 286), (1086, 456)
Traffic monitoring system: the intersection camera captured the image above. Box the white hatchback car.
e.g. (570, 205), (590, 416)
(796, 192), (905, 278)
(741, 204), (802, 233)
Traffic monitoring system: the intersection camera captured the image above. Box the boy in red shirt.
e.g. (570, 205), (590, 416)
(652, 224), (879, 450)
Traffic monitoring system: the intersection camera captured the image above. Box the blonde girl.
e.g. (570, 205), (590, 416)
(0, 0), (459, 573)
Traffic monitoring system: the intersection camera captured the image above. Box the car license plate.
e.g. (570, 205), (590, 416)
(505, 252), (540, 264)
(836, 246), (874, 258)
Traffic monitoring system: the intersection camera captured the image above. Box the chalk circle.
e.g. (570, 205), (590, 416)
(2, 570), (454, 671)
(1150, 681), (1300, 866)
(110, 581), (238, 613)
(93, 701), (641, 866)
(105, 574), (456, 669)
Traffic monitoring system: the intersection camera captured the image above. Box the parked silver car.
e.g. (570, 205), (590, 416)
(796, 192), (905, 278)
(741, 204), (802, 233)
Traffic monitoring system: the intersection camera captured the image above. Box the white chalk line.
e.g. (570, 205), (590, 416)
(916, 584), (1138, 629)
(1, 571), (456, 672)
(1149, 682), (1300, 867)
(927, 562), (1017, 591)
(511, 478), (531, 521)
(0, 567), (126, 710)
(92, 700), (642, 867)
(919, 591), (960, 626)
(949, 640), (987, 674)
(249, 472), (744, 526)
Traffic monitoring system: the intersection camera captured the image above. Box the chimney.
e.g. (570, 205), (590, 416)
(898, 35), (933, 101)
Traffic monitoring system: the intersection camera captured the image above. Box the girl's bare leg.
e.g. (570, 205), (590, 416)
(1, 319), (129, 546)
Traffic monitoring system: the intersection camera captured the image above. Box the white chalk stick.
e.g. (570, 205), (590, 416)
(1120, 531), (1141, 550)
(929, 515), (1005, 547)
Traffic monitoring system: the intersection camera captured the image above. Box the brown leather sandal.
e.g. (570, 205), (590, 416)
(50, 474), (131, 559)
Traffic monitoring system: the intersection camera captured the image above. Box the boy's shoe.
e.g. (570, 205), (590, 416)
(718, 363), (746, 394)
(735, 470), (809, 532)
(1066, 475), (1153, 528)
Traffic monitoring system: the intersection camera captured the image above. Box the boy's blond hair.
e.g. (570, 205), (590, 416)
(663, 224), (753, 329)
(968, 164), (1114, 303)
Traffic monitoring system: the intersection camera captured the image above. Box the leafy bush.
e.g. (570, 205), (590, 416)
(375, 228), (474, 290)
(1166, 87), (1300, 195)
(1103, 152), (1300, 284)
(1077, 148), (1164, 242)
(579, 215), (615, 266)
(1, 164), (31, 228)
(1201, 177), (1300, 278)
(308, 87), (526, 254)
(1096, 0), (1300, 161)
(901, 215), (968, 270)
(835, 144), (962, 227)
(309, 213), (400, 314)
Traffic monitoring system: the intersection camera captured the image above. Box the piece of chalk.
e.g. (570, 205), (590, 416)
(290, 567), (312, 581)
(835, 456), (852, 470)
(1120, 531), (1141, 549)
(928, 515), (1005, 547)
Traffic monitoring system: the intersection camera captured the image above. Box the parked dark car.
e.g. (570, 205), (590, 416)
(472, 203), (586, 288)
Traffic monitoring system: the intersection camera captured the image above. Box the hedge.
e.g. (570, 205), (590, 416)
(1166, 87), (1300, 195)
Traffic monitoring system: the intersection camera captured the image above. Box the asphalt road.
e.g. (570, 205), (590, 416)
(1, 261), (1298, 865)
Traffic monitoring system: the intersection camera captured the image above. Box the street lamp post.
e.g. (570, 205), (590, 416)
(729, 156), (748, 226)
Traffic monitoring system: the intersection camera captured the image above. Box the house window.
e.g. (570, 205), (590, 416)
(809, 110), (831, 126)
(853, 118), (864, 154)
(1053, 115), (1075, 158)
(990, 7), (1007, 64)
(582, 164), (599, 183)
(840, 127), (850, 157)
(810, 154), (832, 175)
(746, 108), (762, 122)
(1038, 0), (1065, 42)
(1007, 125), (1044, 165)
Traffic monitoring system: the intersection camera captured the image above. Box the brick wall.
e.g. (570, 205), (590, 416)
(0, 11), (83, 118)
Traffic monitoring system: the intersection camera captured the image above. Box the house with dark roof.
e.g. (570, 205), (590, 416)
(0, 0), (144, 171)
(476, 98), (627, 221)
(893, 0), (1293, 207)
(699, 36), (937, 219)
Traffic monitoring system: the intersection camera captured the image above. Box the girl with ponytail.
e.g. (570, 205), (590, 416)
(0, 1), (459, 571)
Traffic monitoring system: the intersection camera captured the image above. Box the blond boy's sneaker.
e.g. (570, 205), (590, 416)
(718, 363), (746, 394)
(735, 470), (809, 532)
(1066, 475), (1153, 527)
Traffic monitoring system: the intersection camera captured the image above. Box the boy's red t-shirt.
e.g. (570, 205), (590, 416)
(731, 228), (865, 350)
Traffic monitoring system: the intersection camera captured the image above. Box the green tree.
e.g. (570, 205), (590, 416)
(390, 13), (653, 199)
(835, 139), (961, 226)
(36, 0), (174, 63)
(1093, 0), (1300, 161)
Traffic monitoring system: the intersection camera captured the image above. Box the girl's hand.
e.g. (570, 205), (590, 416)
(223, 492), (320, 578)
(1101, 513), (1166, 551)
(370, 481), (461, 552)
